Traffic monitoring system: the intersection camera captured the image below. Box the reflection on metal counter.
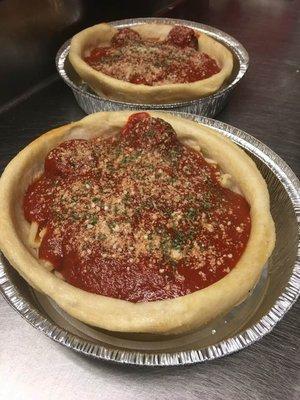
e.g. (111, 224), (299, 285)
(0, 0), (184, 107)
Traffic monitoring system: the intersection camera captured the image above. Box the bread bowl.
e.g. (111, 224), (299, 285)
(0, 111), (275, 334)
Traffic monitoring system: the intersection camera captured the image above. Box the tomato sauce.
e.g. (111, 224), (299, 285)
(84, 26), (221, 86)
(24, 113), (251, 302)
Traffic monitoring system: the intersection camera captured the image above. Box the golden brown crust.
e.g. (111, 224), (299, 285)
(68, 23), (233, 104)
(0, 111), (275, 334)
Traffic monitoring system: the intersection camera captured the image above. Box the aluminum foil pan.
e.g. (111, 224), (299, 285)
(0, 114), (299, 366)
(56, 18), (249, 116)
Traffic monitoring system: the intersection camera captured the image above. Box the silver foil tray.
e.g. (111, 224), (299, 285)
(56, 18), (249, 116)
(0, 114), (299, 366)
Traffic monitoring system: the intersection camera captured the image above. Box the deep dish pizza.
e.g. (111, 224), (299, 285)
(69, 23), (233, 103)
(0, 111), (275, 334)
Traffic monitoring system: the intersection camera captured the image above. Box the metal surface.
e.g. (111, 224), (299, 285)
(56, 18), (249, 116)
(0, 1), (180, 109)
(0, 0), (299, 398)
(0, 114), (299, 366)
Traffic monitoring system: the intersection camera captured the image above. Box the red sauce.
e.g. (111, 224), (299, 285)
(24, 113), (251, 302)
(84, 26), (221, 86)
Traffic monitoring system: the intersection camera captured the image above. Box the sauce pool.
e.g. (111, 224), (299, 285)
(24, 113), (251, 302)
(84, 26), (221, 86)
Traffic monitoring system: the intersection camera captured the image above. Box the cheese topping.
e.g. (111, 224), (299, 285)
(23, 113), (251, 302)
(84, 26), (221, 86)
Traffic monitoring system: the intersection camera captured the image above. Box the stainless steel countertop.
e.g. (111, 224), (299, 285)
(0, 0), (299, 398)
(0, 295), (299, 399)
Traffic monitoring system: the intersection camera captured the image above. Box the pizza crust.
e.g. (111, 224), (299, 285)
(68, 23), (234, 104)
(0, 111), (275, 334)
